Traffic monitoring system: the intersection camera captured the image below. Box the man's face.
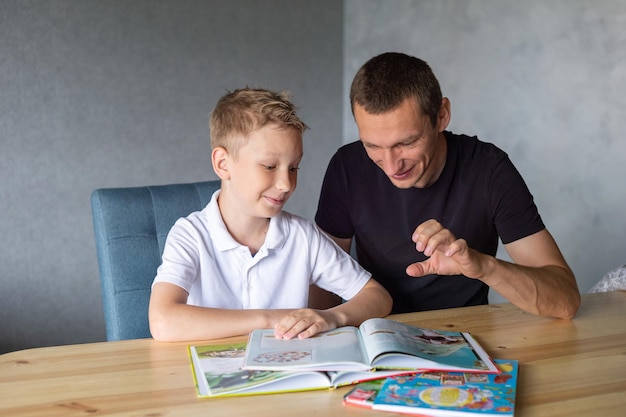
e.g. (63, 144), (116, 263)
(354, 97), (448, 189)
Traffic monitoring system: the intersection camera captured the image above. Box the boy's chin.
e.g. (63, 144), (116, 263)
(258, 205), (283, 218)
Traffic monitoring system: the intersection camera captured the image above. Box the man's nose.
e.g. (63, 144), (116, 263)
(381, 147), (402, 175)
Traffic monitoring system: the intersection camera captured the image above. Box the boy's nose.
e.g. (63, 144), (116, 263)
(275, 174), (292, 192)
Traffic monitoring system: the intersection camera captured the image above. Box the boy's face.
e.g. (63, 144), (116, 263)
(225, 124), (303, 219)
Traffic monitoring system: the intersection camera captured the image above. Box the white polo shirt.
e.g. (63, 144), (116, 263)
(153, 190), (371, 309)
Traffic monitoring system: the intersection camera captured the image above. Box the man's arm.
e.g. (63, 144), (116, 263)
(406, 220), (580, 319)
(495, 229), (580, 318)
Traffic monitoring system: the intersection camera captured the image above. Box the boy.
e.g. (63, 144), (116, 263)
(149, 88), (392, 342)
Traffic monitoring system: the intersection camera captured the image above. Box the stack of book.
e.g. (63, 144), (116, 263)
(188, 317), (511, 401)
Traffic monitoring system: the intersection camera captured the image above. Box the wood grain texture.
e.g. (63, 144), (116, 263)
(2, 292), (625, 417)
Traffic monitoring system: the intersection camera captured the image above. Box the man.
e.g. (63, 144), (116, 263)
(313, 52), (580, 319)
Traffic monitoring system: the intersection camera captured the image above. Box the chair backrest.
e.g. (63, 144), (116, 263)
(91, 180), (221, 341)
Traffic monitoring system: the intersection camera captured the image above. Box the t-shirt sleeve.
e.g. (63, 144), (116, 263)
(315, 151), (355, 239)
(490, 154), (545, 244)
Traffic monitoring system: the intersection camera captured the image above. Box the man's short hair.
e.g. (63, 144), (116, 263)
(350, 52), (442, 127)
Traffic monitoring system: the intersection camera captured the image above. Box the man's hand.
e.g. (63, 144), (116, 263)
(405, 220), (580, 319)
(406, 219), (490, 279)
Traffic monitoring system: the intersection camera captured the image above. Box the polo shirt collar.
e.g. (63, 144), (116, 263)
(206, 189), (288, 252)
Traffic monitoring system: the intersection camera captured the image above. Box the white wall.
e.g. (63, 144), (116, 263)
(344, 0), (626, 302)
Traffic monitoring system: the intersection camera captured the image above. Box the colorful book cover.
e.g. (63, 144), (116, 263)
(343, 378), (387, 408)
(371, 359), (518, 416)
(189, 341), (413, 397)
(189, 341), (301, 397)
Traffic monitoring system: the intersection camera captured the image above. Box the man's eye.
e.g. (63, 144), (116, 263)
(289, 167), (300, 173)
(263, 165), (276, 170)
(403, 136), (423, 147)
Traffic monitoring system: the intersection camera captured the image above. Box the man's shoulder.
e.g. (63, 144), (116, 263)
(445, 131), (508, 161)
(335, 140), (367, 158)
(330, 140), (379, 177)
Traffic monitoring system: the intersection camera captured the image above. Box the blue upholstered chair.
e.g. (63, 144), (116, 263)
(91, 180), (221, 341)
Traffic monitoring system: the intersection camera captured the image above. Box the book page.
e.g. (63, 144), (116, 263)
(243, 326), (371, 371)
(359, 318), (493, 371)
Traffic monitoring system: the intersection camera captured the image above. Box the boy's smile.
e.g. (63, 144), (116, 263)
(264, 195), (287, 207)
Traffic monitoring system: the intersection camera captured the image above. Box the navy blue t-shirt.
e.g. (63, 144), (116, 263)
(315, 131), (545, 314)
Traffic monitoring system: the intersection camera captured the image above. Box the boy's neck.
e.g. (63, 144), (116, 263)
(217, 193), (270, 255)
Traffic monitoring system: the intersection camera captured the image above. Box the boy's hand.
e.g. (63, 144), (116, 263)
(273, 308), (338, 340)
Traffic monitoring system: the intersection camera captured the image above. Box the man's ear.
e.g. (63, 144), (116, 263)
(211, 146), (231, 180)
(437, 97), (451, 132)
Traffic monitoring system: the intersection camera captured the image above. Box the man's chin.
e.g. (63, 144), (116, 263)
(388, 176), (420, 189)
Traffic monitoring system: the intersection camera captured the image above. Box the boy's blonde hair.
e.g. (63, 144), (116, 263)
(209, 88), (308, 157)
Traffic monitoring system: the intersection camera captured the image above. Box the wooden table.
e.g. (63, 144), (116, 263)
(2, 292), (625, 417)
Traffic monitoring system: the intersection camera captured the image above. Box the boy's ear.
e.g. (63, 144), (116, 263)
(211, 147), (230, 180)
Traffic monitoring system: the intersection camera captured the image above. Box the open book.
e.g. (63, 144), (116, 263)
(242, 318), (499, 373)
(371, 359), (518, 416)
(189, 341), (413, 398)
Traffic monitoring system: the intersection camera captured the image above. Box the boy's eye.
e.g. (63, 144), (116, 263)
(262, 165), (276, 170)
(289, 167), (300, 173)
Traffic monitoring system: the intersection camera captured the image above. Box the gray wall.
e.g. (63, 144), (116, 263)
(344, 0), (626, 303)
(2, 0), (624, 354)
(0, 0), (343, 354)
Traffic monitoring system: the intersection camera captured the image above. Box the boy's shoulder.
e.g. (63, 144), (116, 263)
(275, 210), (315, 233)
(277, 210), (323, 230)
(169, 202), (220, 240)
(175, 203), (212, 226)
(278, 209), (306, 223)
(270, 210), (326, 245)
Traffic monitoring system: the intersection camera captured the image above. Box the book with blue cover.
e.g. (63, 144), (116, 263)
(369, 359), (518, 416)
